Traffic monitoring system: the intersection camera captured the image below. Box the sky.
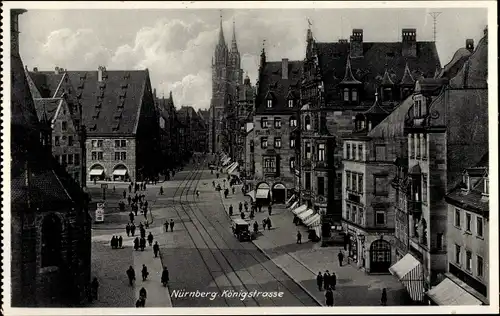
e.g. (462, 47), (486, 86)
(18, 7), (488, 111)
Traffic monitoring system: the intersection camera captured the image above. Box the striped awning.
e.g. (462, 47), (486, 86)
(228, 162), (239, 174)
(304, 214), (321, 227)
(286, 194), (296, 205)
(389, 254), (425, 302)
(256, 188), (270, 199)
(245, 190), (256, 202)
(89, 169), (104, 176)
(426, 278), (483, 306)
(298, 209), (314, 221)
(222, 158), (232, 166)
(288, 201), (298, 211)
(292, 204), (307, 215)
(113, 169), (128, 176)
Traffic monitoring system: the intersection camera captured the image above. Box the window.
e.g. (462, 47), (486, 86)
(346, 204), (351, 220)
(375, 211), (385, 225)
(318, 144), (325, 162)
(466, 213), (472, 232)
(115, 140), (121, 147)
(68, 136), (74, 146)
(352, 205), (357, 223)
(267, 99), (273, 108)
(290, 138), (296, 148)
(74, 153), (80, 166)
(288, 99), (294, 108)
(55, 136), (60, 146)
(375, 145), (386, 161)
(97, 140), (103, 147)
(289, 117), (297, 127)
(343, 88), (349, 101)
(477, 256), (484, 277)
(357, 144), (363, 161)
(92, 140), (97, 148)
(477, 217), (483, 237)
(41, 215), (62, 267)
(422, 134), (427, 159)
(121, 140), (126, 147)
(274, 118), (282, 129)
(121, 152), (127, 160)
(98, 152), (103, 160)
(305, 172), (311, 189)
(357, 174), (363, 194)
(455, 244), (461, 264)
(359, 208), (364, 225)
(416, 134), (421, 158)
(261, 117), (269, 129)
(263, 157), (276, 173)
(383, 88), (392, 101)
(484, 178), (489, 195)
(466, 251), (472, 271)
(274, 137), (282, 148)
(421, 174), (428, 203)
(455, 209), (461, 227)
(305, 142), (311, 159)
(62, 121), (67, 131)
(91, 151), (97, 160)
(437, 233), (443, 250)
(305, 116), (311, 130)
(352, 173), (358, 192)
(347, 143), (351, 159)
(374, 175), (387, 195)
(409, 134), (414, 158)
(261, 137), (268, 149)
(317, 177), (325, 195)
(68, 154), (73, 165)
(352, 89), (358, 101)
(290, 157), (295, 170)
(346, 171), (351, 190)
(115, 152), (121, 160)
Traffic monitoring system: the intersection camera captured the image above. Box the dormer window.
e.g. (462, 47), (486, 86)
(383, 88), (392, 101)
(343, 88), (349, 101)
(352, 89), (358, 101)
(462, 174), (471, 191)
(267, 100), (273, 108)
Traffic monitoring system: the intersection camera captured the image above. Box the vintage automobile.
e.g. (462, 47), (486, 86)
(231, 218), (254, 242)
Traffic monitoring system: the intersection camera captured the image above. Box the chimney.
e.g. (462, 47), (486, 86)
(11, 9), (27, 56)
(402, 28), (417, 58)
(466, 39), (474, 53)
(349, 29), (363, 58)
(97, 66), (106, 82)
(282, 58), (289, 79)
(33, 67), (38, 72)
(55, 66), (60, 75)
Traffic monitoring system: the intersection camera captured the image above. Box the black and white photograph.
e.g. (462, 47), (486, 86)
(2, 1), (497, 314)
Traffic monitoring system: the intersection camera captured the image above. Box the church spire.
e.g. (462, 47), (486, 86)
(231, 18), (238, 53)
(218, 12), (226, 47)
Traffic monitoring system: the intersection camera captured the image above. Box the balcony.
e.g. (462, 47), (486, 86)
(407, 200), (422, 215)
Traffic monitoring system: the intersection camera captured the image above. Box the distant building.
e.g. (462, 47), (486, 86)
(251, 48), (302, 205)
(178, 106), (208, 154)
(11, 9), (91, 306)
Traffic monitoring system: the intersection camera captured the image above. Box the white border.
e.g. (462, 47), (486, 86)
(1, 1), (498, 315)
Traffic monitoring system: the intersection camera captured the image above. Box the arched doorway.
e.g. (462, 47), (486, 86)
(256, 182), (271, 206)
(272, 183), (286, 204)
(112, 164), (129, 182)
(370, 239), (392, 273)
(89, 164), (105, 181)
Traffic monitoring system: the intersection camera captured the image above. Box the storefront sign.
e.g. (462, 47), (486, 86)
(95, 203), (105, 222)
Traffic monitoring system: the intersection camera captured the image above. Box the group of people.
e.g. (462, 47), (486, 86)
(164, 219), (175, 232)
(110, 235), (124, 249)
(126, 265), (170, 307)
(316, 271), (338, 306)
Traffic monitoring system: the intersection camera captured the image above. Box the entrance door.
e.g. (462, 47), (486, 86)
(272, 184), (286, 204)
(370, 239), (391, 273)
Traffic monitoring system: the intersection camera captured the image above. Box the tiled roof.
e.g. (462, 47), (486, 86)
(315, 41), (440, 104)
(65, 70), (148, 135)
(339, 56), (362, 85)
(27, 71), (65, 98)
(438, 48), (471, 80)
(368, 94), (414, 139)
(399, 63), (415, 85)
(381, 69), (395, 85)
(415, 78), (448, 96)
(33, 98), (61, 123)
(256, 60), (303, 114)
(450, 35), (488, 89)
(363, 97), (390, 115)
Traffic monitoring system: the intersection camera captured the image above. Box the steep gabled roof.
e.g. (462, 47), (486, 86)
(368, 94), (414, 139)
(27, 71), (65, 98)
(380, 69), (395, 85)
(450, 35), (488, 89)
(33, 98), (61, 124)
(399, 63), (415, 85)
(339, 56), (362, 85)
(438, 47), (472, 80)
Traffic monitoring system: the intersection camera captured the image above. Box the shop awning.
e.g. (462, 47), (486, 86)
(222, 159), (232, 167)
(256, 188), (270, 199)
(298, 209), (314, 221)
(292, 204), (307, 215)
(389, 254), (425, 302)
(228, 162), (239, 174)
(288, 201), (298, 211)
(426, 278), (483, 306)
(113, 169), (128, 176)
(286, 194), (296, 205)
(245, 190), (256, 202)
(89, 169), (104, 176)
(304, 214), (321, 227)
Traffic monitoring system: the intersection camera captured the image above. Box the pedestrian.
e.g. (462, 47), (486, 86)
(324, 270), (330, 290)
(253, 221), (259, 233)
(216, 173), (219, 179)
(169, 219), (175, 232)
(153, 241), (160, 258)
(131, 223), (136, 236)
(267, 217), (272, 230)
(123, 190), (126, 199)
(164, 220), (169, 232)
(140, 237), (146, 251)
(127, 195), (132, 205)
(110, 236), (116, 249)
(268, 204), (272, 216)
(258, 205), (262, 213)
(139, 287), (147, 303)
(196, 190), (200, 198)
(160, 186), (164, 195)
(144, 207), (148, 219)
(161, 267), (169, 287)
(140, 227), (146, 239)
(129, 212), (135, 223)
(129, 184), (132, 193)
(331, 272), (337, 290)
(325, 287), (334, 306)
(118, 235), (123, 248)
(141, 264), (149, 281)
(239, 202), (243, 213)
(212, 180), (215, 187)
(91, 277), (99, 300)
(381, 288), (388, 306)
(224, 188), (228, 198)
(126, 266), (136, 286)
(134, 237), (139, 251)
(249, 209), (255, 219)
(316, 272), (323, 291)
(232, 187), (235, 194)
(136, 296), (145, 308)
(297, 231), (302, 244)
(144, 200), (149, 209)
(338, 251), (344, 267)
(229, 205), (233, 216)
(240, 212), (245, 219)
(147, 232), (154, 246)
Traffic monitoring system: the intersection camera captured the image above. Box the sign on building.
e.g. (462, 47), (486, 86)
(95, 202), (105, 222)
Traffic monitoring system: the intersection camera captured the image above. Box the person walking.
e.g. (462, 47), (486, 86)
(147, 232), (154, 246)
(381, 288), (388, 306)
(331, 272), (337, 290)
(140, 237), (146, 251)
(131, 223), (136, 237)
(169, 219), (175, 232)
(267, 217), (272, 230)
(140, 226), (146, 239)
(91, 277), (99, 300)
(164, 220), (169, 232)
(126, 266), (136, 286)
(141, 264), (149, 281)
(240, 212), (245, 219)
(268, 204), (272, 216)
(127, 195), (132, 205)
(253, 221), (259, 233)
(139, 287), (147, 306)
(324, 270), (330, 290)
(338, 250), (344, 267)
(258, 205), (262, 213)
(134, 237), (139, 251)
(118, 236), (123, 249)
(297, 231), (302, 244)
(161, 267), (169, 287)
(325, 287), (334, 306)
(111, 236), (117, 249)
(229, 205), (233, 216)
(153, 241), (160, 258)
(123, 190), (127, 199)
(160, 186), (164, 195)
(129, 212), (135, 223)
(143, 207), (148, 219)
(232, 187), (235, 194)
(316, 272), (323, 291)
(239, 202), (243, 213)
(262, 219), (267, 230)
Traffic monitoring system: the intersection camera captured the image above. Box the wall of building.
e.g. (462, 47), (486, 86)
(86, 137), (136, 181)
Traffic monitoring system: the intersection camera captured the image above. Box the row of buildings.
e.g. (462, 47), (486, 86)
(219, 24), (490, 305)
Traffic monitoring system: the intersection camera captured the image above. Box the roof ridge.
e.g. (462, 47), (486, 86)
(400, 62), (415, 85)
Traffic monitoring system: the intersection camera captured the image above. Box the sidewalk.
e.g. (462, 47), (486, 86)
(217, 184), (409, 306)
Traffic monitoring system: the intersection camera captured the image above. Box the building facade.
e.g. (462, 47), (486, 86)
(209, 18), (243, 154)
(251, 49), (302, 204)
(233, 74), (255, 174)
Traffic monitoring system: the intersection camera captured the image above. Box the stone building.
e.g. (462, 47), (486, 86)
(209, 17), (243, 153)
(298, 27), (441, 231)
(10, 9), (91, 306)
(250, 48), (302, 205)
(178, 105), (208, 154)
(390, 29), (488, 302)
